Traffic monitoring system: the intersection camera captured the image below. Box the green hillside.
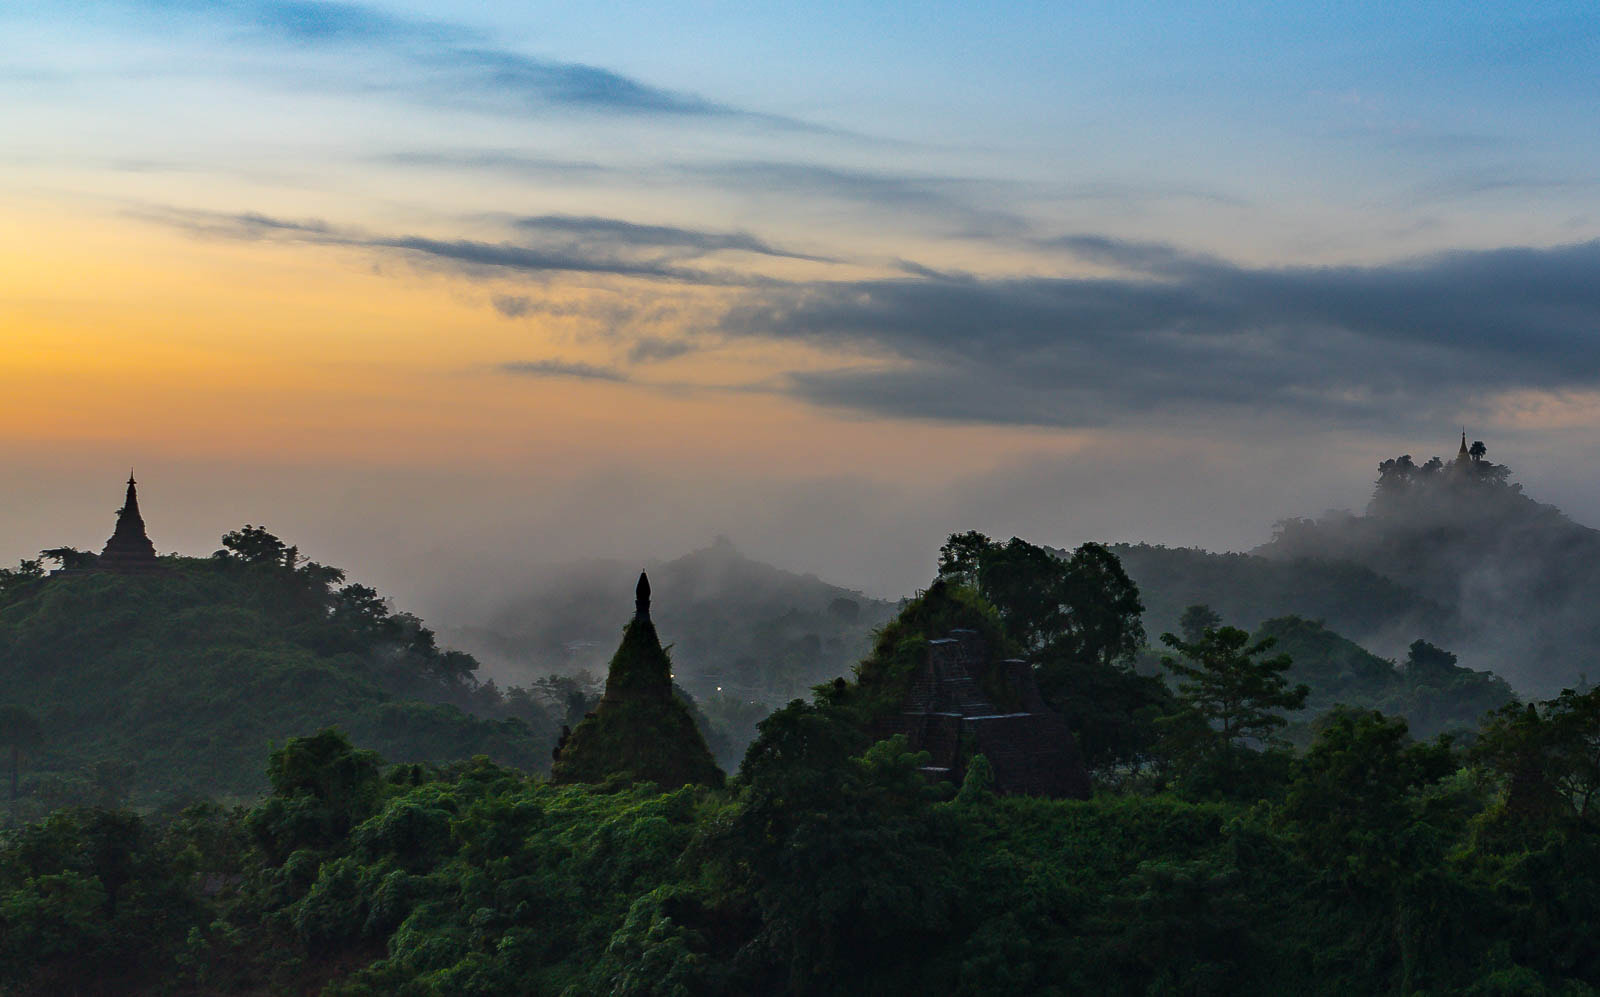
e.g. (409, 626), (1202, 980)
(1109, 543), (1444, 652)
(1256, 443), (1600, 693)
(0, 537), (555, 811)
(1254, 616), (1513, 743)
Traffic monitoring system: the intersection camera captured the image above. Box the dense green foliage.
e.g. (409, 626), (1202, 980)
(5, 691), (1600, 995)
(4, 464), (1588, 994)
(0, 536), (556, 811)
(934, 533), (1167, 778)
(1259, 616), (1514, 743)
(842, 578), (1013, 720)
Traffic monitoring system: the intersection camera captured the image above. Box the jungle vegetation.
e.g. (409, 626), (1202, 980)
(2, 451), (1593, 994)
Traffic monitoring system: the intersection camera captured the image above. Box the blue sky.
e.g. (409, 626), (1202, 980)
(4, 1), (1600, 605)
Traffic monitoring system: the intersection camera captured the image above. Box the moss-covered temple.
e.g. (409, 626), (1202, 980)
(550, 572), (725, 790)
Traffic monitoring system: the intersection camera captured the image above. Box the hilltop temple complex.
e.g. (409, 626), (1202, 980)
(550, 572), (725, 790)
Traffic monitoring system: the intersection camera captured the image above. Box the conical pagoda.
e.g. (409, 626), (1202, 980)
(550, 572), (724, 789)
(98, 472), (161, 572)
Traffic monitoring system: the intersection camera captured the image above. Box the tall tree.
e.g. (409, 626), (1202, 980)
(1160, 626), (1307, 753)
(1474, 686), (1600, 826)
(1179, 604), (1223, 644)
(935, 532), (1157, 775)
(936, 532), (1144, 665)
(0, 706), (43, 807)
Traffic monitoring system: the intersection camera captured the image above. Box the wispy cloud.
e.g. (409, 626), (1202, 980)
(509, 214), (833, 263)
(140, 206), (814, 284)
(498, 359), (628, 382)
(124, 0), (824, 128)
(1409, 169), (1600, 203)
(626, 337), (696, 364)
(723, 237), (1600, 428)
(491, 294), (531, 318)
(684, 161), (1032, 238)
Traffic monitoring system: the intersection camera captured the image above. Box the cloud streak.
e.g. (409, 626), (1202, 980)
(132, 0), (822, 128)
(145, 200), (1600, 432)
(143, 207), (814, 284)
(723, 237), (1600, 428)
(498, 360), (628, 382)
(509, 214), (832, 263)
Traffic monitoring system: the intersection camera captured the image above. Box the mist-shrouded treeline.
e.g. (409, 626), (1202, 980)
(1113, 440), (1596, 697)
(9, 441), (1600, 993)
(445, 535), (895, 705)
(4, 524), (1600, 994)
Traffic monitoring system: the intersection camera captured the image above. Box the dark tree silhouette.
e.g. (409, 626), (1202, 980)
(1179, 604), (1223, 644)
(0, 705), (44, 806)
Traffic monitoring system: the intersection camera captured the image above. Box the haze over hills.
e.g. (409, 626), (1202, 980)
(444, 536), (896, 704)
(0, 437), (1585, 812)
(441, 438), (1589, 709)
(1072, 439), (1592, 697)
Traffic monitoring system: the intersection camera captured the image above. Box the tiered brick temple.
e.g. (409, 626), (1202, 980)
(98, 473), (162, 572)
(876, 629), (1091, 798)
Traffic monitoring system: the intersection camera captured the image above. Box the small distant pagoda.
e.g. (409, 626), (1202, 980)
(97, 472), (162, 572)
(550, 572), (724, 790)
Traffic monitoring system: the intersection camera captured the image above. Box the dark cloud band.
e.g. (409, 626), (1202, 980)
(724, 237), (1600, 427)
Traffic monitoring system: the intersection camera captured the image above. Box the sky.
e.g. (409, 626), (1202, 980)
(4, 1), (1600, 618)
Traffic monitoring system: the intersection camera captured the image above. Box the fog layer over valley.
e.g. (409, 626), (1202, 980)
(443, 536), (894, 705)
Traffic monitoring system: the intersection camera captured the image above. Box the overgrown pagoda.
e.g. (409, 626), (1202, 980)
(98, 472), (162, 572)
(550, 572), (724, 789)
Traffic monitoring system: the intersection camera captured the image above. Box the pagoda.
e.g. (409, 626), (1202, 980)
(550, 572), (724, 789)
(98, 472), (162, 572)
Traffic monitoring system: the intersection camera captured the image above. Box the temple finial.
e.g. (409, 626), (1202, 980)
(635, 571), (651, 621)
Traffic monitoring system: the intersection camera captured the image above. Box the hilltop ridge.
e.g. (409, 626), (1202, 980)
(1119, 438), (1597, 695)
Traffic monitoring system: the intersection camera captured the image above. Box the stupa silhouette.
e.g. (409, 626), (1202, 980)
(550, 572), (724, 789)
(98, 472), (162, 572)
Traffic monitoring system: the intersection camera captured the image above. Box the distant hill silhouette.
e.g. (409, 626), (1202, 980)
(1110, 543), (1446, 655)
(450, 537), (896, 704)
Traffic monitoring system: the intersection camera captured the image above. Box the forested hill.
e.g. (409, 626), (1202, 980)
(0, 529), (555, 811)
(449, 536), (896, 704)
(1256, 443), (1600, 694)
(1114, 442), (1600, 695)
(1110, 543), (1445, 654)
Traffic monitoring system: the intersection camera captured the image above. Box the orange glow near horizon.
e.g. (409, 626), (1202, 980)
(0, 195), (1090, 484)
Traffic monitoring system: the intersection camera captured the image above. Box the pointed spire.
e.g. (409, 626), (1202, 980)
(100, 470), (159, 570)
(635, 571), (651, 621)
(550, 567), (724, 790)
